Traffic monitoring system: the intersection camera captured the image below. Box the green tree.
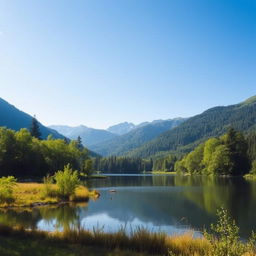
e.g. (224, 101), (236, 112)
(83, 159), (93, 176)
(207, 145), (232, 175)
(30, 116), (41, 139)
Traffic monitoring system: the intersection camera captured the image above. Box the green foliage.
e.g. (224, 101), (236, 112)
(128, 97), (256, 158)
(152, 155), (177, 172)
(29, 116), (42, 139)
(93, 156), (153, 173)
(83, 159), (93, 176)
(0, 176), (17, 204)
(54, 164), (80, 199)
(175, 128), (250, 176)
(204, 207), (256, 256)
(0, 127), (91, 178)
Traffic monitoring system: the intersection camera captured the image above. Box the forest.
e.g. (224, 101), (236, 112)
(174, 128), (256, 175)
(0, 126), (91, 178)
(1, 120), (256, 177)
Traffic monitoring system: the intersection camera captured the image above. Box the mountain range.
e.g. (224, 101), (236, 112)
(127, 95), (256, 158)
(89, 118), (186, 156)
(49, 125), (117, 146)
(1, 95), (256, 160)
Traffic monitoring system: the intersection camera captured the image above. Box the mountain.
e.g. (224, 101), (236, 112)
(0, 98), (64, 139)
(107, 122), (136, 135)
(49, 125), (117, 146)
(90, 118), (186, 156)
(127, 96), (256, 158)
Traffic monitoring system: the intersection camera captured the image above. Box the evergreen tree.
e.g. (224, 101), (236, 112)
(77, 136), (83, 150)
(29, 116), (41, 140)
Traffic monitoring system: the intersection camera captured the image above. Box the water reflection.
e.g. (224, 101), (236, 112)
(0, 175), (255, 238)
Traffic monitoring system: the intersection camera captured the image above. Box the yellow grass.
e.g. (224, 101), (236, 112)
(0, 183), (98, 208)
(0, 224), (255, 256)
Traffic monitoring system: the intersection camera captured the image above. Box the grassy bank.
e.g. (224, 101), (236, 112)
(0, 224), (209, 256)
(0, 227), (147, 256)
(0, 183), (99, 208)
(0, 208), (255, 256)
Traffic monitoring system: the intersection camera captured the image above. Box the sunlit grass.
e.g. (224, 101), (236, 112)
(0, 223), (255, 256)
(0, 183), (97, 208)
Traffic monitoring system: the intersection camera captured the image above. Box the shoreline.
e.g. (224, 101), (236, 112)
(0, 183), (100, 209)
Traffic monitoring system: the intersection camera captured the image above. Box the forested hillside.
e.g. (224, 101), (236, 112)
(128, 96), (256, 158)
(0, 98), (64, 139)
(90, 118), (186, 156)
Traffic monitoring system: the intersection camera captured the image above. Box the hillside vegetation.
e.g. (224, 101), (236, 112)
(127, 96), (256, 158)
(90, 118), (185, 156)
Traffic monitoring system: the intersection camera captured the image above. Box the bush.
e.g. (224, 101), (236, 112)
(54, 164), (80, 200)
(204, 207), (256, 256)
(0, 176), (17, 204)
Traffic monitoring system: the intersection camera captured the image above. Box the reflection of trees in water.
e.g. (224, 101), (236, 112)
(174, 175), (256, 237)
(39, 203), (88, 231)
(0, 203), (89, 232)
(0, 208), (41, 229)
(88, 175), (176, 188)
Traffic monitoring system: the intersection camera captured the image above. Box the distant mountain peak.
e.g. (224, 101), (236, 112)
(107, 122), (136, 135)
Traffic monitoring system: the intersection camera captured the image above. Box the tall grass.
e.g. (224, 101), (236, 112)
(0, 208), (255, 256)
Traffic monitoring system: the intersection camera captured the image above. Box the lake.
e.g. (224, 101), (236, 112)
(1, 174), (256, 238)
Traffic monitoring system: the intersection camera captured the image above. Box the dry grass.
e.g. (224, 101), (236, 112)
(0, 183), (97, 208)
(0, 224), (255, 256)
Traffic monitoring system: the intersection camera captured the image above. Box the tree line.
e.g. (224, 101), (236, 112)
(174, 128), (255, 175)
(0, 125), (92, 178)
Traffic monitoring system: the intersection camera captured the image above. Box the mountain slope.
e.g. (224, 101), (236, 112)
(49, 125), (117, 146)
(90, 118), (186, 156)
(127, 96), (256, 158)
(0, 98), (64, 139)
(107, 122), (136, 135)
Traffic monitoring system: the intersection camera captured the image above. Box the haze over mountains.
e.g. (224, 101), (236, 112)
(1, 95), (256, 160)
(89, 118), (186, 156)
(50, 118), (186, 153)
(49, 125), (117, 146)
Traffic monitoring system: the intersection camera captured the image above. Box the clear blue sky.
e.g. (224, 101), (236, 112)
(0, 0), (255, 129)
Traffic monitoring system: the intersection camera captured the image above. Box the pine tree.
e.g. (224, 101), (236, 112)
(30, 116), (41, 139)
(77, 136), (83, 150)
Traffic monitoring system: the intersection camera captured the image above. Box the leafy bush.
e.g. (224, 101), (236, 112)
(204, 207), (256, 256)
(0, 176), (17, 204)
(54, 164), (80, 200)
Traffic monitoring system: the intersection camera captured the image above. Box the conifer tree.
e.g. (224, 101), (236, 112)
(30, 116), (41, 139)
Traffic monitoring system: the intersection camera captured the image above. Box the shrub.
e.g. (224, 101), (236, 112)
(54, 164), (80, 200)
(0, 176), (17, 204)
(204, 207), (256, 256)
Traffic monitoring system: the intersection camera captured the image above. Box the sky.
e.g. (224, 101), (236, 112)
(0, 0), (255, 129)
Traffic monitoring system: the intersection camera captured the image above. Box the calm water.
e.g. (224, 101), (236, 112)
(1, 174), (256, 238)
